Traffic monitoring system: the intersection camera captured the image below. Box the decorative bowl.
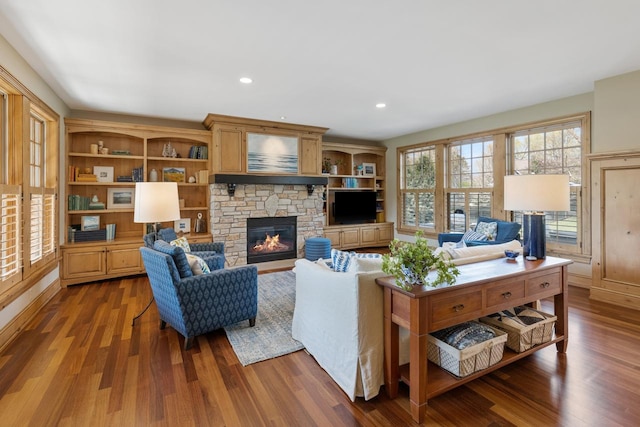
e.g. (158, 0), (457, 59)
(504, 250), (520, 260)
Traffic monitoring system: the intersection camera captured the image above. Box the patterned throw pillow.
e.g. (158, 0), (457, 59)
(331, 249), (352, 272)
(185, 253), (211, 275)
(460, 229), (488, 246)
(331, 249), (383, 272)
(170, 236), (191, 252)
(475, 222), (498, 241)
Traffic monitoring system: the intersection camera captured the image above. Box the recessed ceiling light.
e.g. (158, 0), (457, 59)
(376, 103), (386, 108)
(280, 116), (287, 120)
(239, 77), (253, 84)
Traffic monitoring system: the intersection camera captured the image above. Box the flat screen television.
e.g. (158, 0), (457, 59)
(333, 190), (377, 224)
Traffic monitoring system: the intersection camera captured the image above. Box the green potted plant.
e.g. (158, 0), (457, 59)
(323, 157), (344, 175)
(382, 231), (460, 291)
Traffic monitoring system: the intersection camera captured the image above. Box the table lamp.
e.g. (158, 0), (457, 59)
(504, 174), (570, 260)
(134, 182), (181, 236)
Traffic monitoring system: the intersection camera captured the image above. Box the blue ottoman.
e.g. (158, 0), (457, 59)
(305, 237), (331, 261)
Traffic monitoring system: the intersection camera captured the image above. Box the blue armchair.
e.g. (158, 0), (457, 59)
(438, 216), (521, 247)
(143, 228), (225, 270)
(140, 242), (258, 350)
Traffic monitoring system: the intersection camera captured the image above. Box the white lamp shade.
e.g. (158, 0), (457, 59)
(134, 182), (181, 223)
(504, 174), (570, 212)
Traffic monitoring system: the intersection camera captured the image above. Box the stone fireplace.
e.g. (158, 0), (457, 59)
(210, 180), (326, 267)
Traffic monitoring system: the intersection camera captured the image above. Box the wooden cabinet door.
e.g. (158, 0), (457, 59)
(591, 154), (640, 309)
(107, 244), (143, 274)
(376, 223), (393, 244)
(341, 228), (361, 248)
(216, 126), (244, 173)
(62, 246), (106, 279)
(300, 136), (321, 175)
(324, 229), (342, 247)
(360, 226), (377, 246)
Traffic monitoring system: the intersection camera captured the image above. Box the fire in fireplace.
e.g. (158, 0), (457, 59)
(246, 216), (297, 264)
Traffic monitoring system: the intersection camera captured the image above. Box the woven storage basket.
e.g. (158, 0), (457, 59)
(479, 306), (557, 353)
(427, 322), (507, 378)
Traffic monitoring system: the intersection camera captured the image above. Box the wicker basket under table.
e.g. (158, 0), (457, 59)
(479, 306), (557, 353)
(427, 323), (507, 378)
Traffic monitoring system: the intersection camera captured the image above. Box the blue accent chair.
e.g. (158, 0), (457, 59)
(143, 228), (225, 270)
(140, 244), (258, 350)
(438, 216), (521, 247)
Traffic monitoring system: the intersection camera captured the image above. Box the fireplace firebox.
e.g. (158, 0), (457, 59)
(246, 216), (297, 264)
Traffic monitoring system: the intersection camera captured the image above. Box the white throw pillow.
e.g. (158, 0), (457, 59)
(185, 253), (210, 275)
(347, 257), (383, 272)
(170, 236), (191, 253)
(315, 258), (333, 270)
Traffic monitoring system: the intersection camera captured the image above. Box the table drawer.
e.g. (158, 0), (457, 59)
(486, 279), (525, 311)
(430, 290), (483, 327)
(526, 271), (562, 298)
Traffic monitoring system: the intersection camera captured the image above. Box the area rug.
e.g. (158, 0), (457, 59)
(224, 269), (304, 366)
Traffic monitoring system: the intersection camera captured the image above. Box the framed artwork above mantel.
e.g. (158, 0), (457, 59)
(246, 133), (299, 173)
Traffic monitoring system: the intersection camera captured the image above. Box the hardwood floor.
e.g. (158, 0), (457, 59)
(1, 274), (639, 426)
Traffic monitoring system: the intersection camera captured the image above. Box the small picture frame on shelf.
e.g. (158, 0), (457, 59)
(81, 215), (100, 231)
(174, 218), (191, 234)
(107, 188), (135, 209)
(93, 166), (114, 183)
(162, 167), (186, 183)
(362, 163), (376, 177)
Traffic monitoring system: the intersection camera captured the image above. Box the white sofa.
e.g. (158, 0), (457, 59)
(292, 240), (522, 401)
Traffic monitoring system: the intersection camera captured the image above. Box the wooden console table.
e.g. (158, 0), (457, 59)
(375, 256), (571, 424)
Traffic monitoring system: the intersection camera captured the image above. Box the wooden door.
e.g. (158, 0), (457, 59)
(591, 153), (640, 309)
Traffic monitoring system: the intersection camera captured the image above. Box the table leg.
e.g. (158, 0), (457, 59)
(383, 288), (399, 398)
(409, 298), (428, 424)
(555, 265), (569, 352)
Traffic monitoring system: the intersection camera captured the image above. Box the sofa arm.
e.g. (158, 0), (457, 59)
(201, 253), (225, 270)
(438, 232), (463, 247)
(190, 241), (224, 253)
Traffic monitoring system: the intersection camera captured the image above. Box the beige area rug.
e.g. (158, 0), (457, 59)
(223, 269), (304, 366)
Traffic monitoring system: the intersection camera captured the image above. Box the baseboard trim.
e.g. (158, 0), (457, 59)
(568, 272), (592, 289)
(0, 280), (61, 352)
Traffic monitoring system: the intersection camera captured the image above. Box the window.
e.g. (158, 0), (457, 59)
(1, 91), (23, 288)
(397, 113), (589, 258)
(509, 118), (587, 255)
(0, 69), (59, 304)
(400, 146), (437, 230)
(446, 136), (494, 232)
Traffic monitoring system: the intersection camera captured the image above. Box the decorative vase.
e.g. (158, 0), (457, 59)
(149, 168), (158, 182)
(330, 165), (338, 175)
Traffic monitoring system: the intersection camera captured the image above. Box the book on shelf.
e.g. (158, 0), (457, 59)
(188, 145), (208, 159)
(68, 195), (91, 210)
(76, 174), (97, 182)
(132, 166), (144, 182)
(105, 223), (116, 240)
(197, 169), (209, 184)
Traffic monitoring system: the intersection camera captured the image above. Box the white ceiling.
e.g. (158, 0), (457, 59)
(2, 0), (640, 141)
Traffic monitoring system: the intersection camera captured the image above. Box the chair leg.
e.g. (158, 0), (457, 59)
(249, 317), (256, 327)
(160, 320), (166, 330)
(184, 337), (193, 350)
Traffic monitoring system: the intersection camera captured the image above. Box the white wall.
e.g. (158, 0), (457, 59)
(0, 34), (70, 333)
(594, 69), (640, 153)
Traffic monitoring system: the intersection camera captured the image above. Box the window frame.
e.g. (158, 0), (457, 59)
(0, 65), (59, 308)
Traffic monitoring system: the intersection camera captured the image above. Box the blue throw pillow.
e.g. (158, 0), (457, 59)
(153, 240), (193, 278)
